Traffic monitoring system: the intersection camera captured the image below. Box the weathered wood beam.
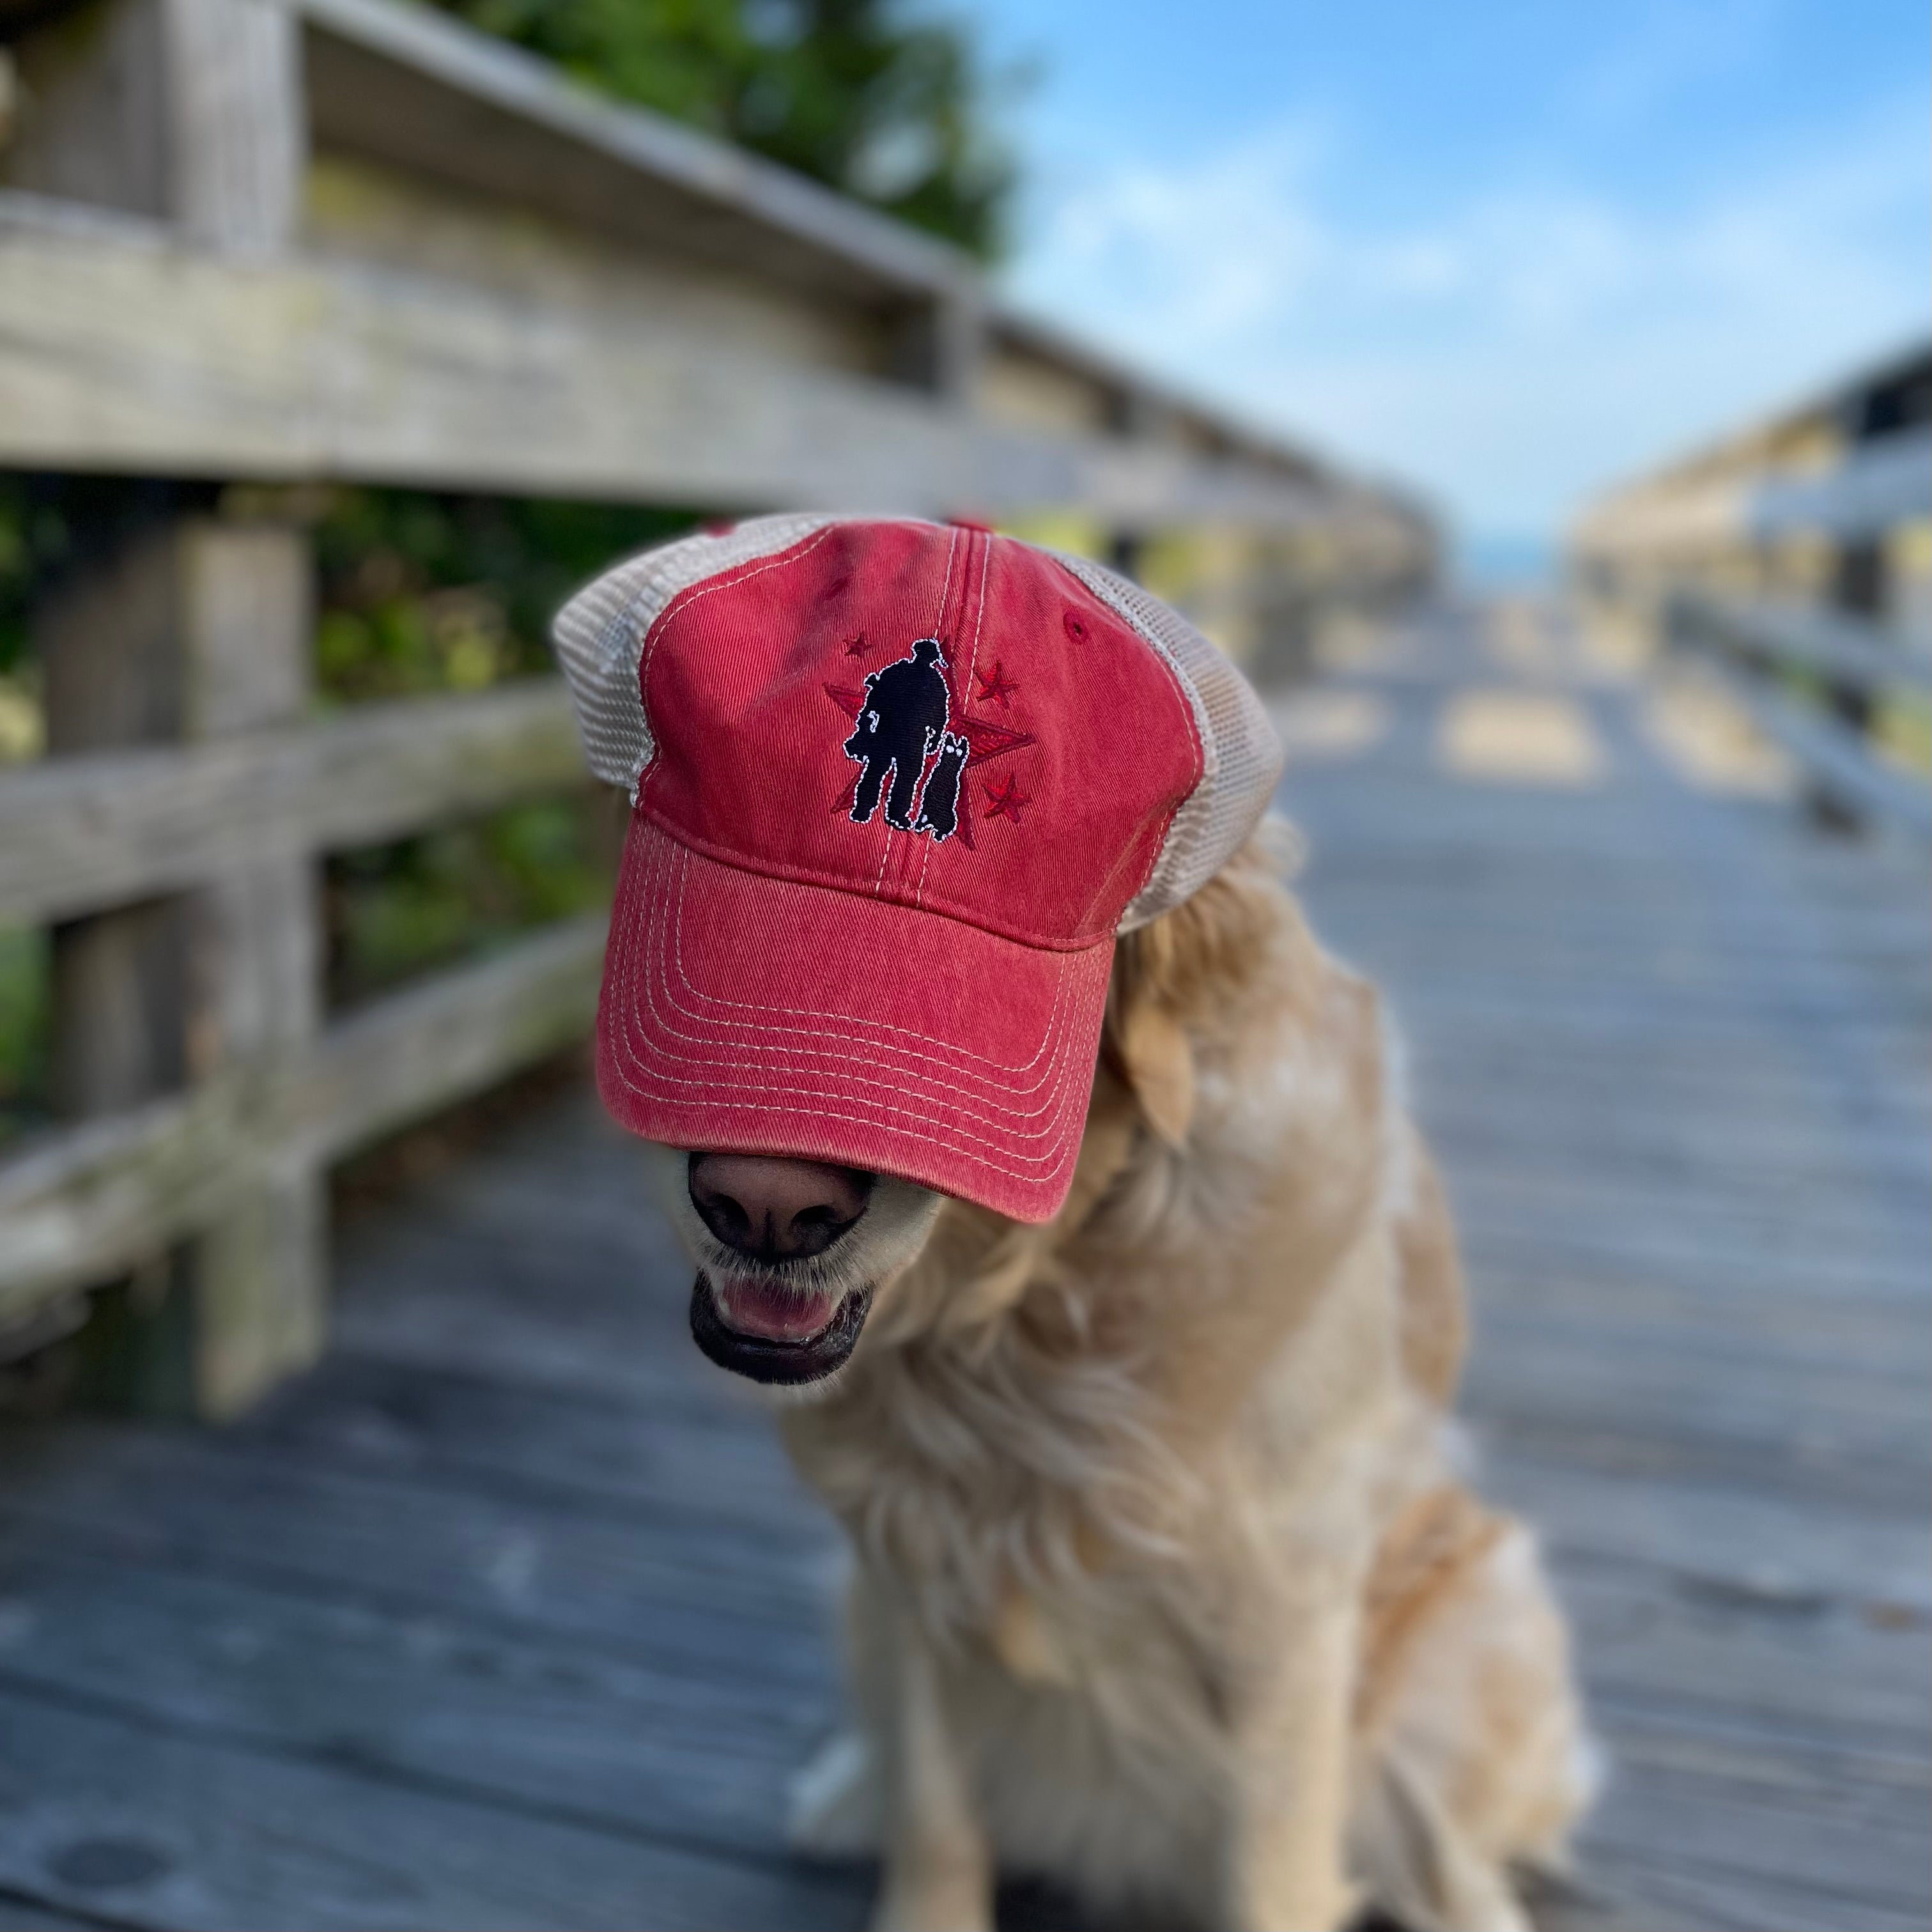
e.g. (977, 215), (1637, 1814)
(5, 0), (304, 250)
(0, 196), (1349, 530)
(3, 0), (323, 1415)
(1685, 655), (1932, 840)
(299, 0), (967, 304)
(1747, 426), (1932, 543)
(0, 680), (584, 926)
(297, 0), (1415, 507)
(1671, 589), (1932, 699)
(0, 915), (607, 1321)
(178, 516), (327, 1416)
(1573, 425), (1932, 566)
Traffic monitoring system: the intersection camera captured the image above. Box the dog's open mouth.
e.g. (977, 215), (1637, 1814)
(688, 1271), (872, 1384)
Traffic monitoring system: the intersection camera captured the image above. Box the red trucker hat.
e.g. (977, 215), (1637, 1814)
(553, 516), (1281, 1223)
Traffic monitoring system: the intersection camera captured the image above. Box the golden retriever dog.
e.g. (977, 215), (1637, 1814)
(638, 818), (1595, 1932)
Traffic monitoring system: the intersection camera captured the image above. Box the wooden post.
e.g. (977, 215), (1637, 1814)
(39, 511), (324, 1415)
(42, 505), (197, 1120)
(182, 517), (327, 1415)
(7, 0), (303, 251)
(19, 0), (318, 1415)
(1827, 542), (1885, 734)
(1104, 387), (1152, 583)
(892, 286), (984, 410)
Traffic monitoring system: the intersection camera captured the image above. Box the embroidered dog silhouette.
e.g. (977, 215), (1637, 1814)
(845, 637), (952, 830)
(912, 730), (970, 840)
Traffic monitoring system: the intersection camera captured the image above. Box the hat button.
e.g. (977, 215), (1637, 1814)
(946, 514), (995, 533)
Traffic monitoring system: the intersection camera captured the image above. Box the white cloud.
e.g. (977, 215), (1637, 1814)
(1000, 97), (1929, 551)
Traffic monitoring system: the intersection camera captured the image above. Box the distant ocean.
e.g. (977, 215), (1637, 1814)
(1456, 532), (1557, 590)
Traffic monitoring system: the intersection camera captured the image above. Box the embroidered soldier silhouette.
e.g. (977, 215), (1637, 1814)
(912, 730), (969, 840)
(845, 637), (952, 830)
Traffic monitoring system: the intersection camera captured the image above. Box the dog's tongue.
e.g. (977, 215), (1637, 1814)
(713, 1275), (840, 1343)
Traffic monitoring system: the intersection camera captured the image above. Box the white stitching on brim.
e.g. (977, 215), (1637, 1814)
(598, 832), (1105, 1181)
(610, 835), (1105, 1150)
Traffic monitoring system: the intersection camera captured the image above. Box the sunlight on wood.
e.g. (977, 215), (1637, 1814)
(1267, 690), (1391, 764)
(1481, 598), (1559, 674)
(1642, 673), (1795, 797)
(1576, 603), (1656, 683)
(1435, 690), (1609, 787)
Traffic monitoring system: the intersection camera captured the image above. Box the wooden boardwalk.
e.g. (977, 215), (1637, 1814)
(0, 603), (1926, 1932)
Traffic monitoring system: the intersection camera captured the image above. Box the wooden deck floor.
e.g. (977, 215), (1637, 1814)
(1, 602), (1926, 1931)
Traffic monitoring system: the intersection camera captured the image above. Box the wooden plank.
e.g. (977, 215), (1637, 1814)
(0, 1891), (98, 1930)
(1579, 1857), (1924, 1932)
(1464, 1313), (1929, 1454)
(256, 1347), (837, 1536)
(331, 1221), (705, 1407)
(1484, 1449), (1932, 1613)
(0, 1419), (831, 1664)
(0, 681), (586, 925)
(0, 915), (605, 1317)
(1, 1414), (1923, 1928)
(0, 195), (1350, 529)
(1465, 1262), (1931, 1384)
(1435, 1149), (1928, 1270)
(343, 1210), (1932, 1525)
(1460, 1220), (1928, 1318)
(1577, 1731), (1931, 1932)
(0, 1530), (837, 1860)
(1418, 1089), (1931, 1202)
(0, 1684), (867, 1931)
(1556, 1560), (1932, 1754)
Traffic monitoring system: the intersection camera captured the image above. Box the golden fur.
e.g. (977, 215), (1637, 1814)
(665, 821), (1595, 1931)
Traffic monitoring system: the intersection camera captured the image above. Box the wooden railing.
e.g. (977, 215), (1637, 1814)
(1664, 587), (1932, 837)
(0, 642), (601, 1414)
(0, 0), (1431, 1416)
(1574, 368), (1932, 838)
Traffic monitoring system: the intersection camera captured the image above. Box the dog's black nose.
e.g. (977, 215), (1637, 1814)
(687, 1153), (874, 1262)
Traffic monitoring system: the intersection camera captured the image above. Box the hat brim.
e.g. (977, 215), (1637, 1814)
(596, 815), (1113, 1225)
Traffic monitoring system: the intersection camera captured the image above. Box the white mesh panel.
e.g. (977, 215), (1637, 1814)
(1053, 552), (1284, 932)
(552, 514), (839, 798)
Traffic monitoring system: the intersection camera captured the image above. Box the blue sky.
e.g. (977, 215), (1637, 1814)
(966, 0), (1929, 574)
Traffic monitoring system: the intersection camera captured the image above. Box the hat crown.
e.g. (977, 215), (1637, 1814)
(553, 515), (1281, 939)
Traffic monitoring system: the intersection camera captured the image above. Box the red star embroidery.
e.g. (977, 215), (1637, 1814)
(843, 631), (871, 657)
(984, 773), (1030, 824)
(823, 649), (1035, 851)
(975, 660), (1018, 707)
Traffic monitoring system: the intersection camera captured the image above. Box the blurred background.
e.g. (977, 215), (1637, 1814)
(0, 0), (1925, 1927)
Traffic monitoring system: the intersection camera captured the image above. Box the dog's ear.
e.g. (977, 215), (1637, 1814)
(1104, 819), (1306, 1150)
(1114, 994), (1194, 1148)
(1106, 908), (1198, 1150)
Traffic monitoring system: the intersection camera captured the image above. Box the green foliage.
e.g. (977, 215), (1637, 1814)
(0, 479), (33, 680)
(0, 475), (194, 680)
(426, 0), (1019, 258)
(0, 925), (48, 1145)
(327, 799), (618, 1008)
(311, 486), (669, 1003)
(313, 488), (693, 702)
